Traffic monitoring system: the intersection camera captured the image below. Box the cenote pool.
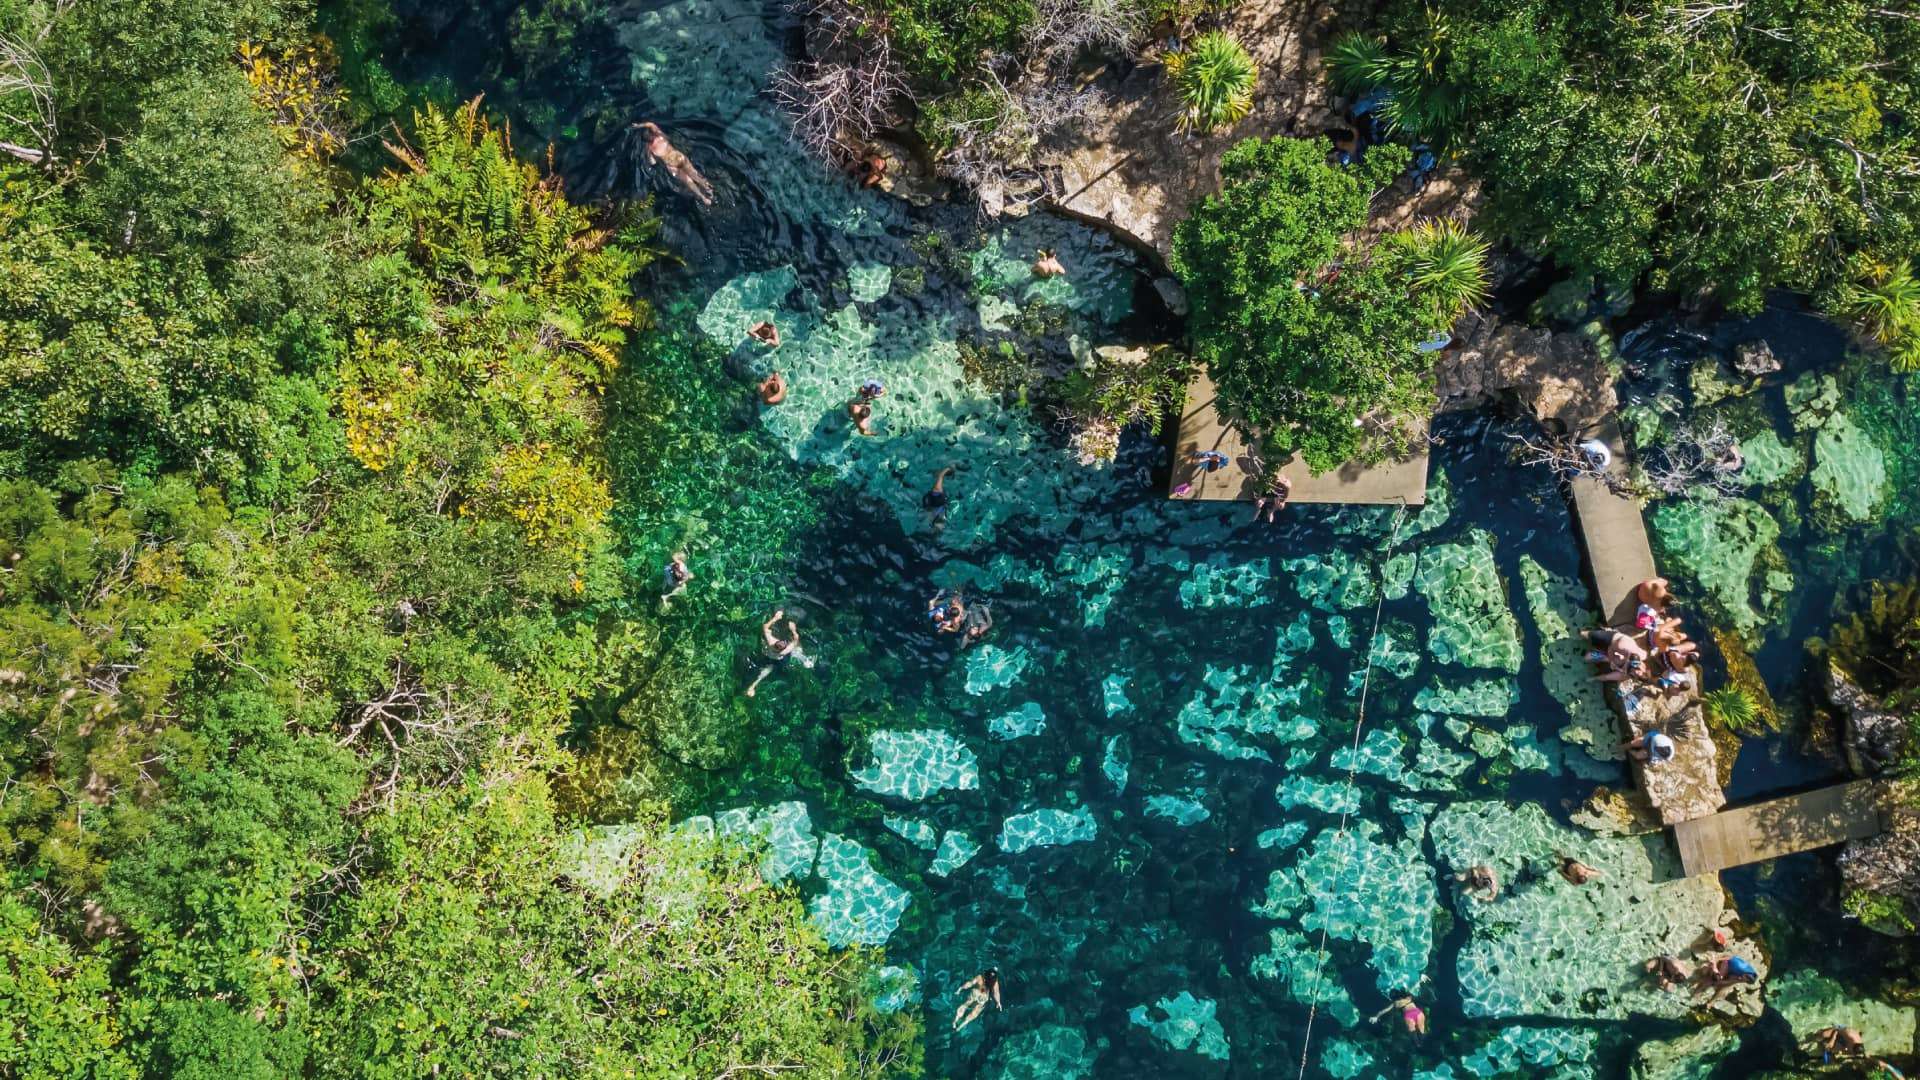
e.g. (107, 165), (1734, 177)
(379, 0), (1920, 1074)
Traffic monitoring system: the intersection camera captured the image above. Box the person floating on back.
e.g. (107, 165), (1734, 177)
(953, 969), (1002, 1030)
(633, 121), (714, 206)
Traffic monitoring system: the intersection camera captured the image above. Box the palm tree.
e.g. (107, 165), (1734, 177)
(1843, 259), (1920, 371)
(1164, 32), (1256, 133)
(1320, 12), (1461, 139)
(1388, 219), (1490, 320)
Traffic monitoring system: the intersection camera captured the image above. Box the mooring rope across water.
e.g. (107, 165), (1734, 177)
(1295, 499), (1411, 1080)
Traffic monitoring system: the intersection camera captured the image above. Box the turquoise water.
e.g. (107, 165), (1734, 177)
(376, 0), (1920, 1072)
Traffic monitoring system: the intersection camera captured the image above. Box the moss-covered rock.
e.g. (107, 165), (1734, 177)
(1769, 969), (1918, 1056)
(1810, 411), (1890, 525)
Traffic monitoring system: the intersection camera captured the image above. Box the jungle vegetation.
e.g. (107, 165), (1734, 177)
(1329, 0), (1920, 362)
(1171, 137), (1489, 469)
(0, 0), (918, 1074)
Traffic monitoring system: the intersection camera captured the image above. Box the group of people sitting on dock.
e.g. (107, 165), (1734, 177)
(1582, 576), (1701, 764)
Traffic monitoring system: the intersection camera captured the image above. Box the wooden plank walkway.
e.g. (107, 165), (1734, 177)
(1170, 370), (1430, 505)
(1674, 780), (1892, 877)
(1565, 420), (1724, 824)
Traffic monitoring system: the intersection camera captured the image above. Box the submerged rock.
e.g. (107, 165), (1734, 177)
(1649, 493), (1790, 641)
(1837, 791), (1920, 936)
(1127, 991), (1230, 1061)
(1810, 411), (1889, 524)
(966, 644), (1032, 695)
(1415, 531), (1524, 672)
(1732, 339), (1780, 377)
(1144, 794), (1212, 826)
(851, 729), (981, 801)
(1629, 1025), (1736, 1080)
(809, 833), (911, 946)
(1768, 969), (1918, 1055)
(1518, 556), (1621, 761)
(983, 1024), (1098, 1079)
(1254, 821), (1436, 996)
(1430, 801), (1761, 1022)
(928, 830), (981, 877)
(988, 701), (1048, 741)
(998, 805), (1098, 853)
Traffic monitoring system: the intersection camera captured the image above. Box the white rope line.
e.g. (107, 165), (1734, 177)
(1295, 499), (1411, 1080)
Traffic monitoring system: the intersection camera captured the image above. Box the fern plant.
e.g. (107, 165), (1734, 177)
(1387, 219), (1490, 320)
(1165, 32), (1256, 133)
(1703, 687), (1771, 735)
(1842, 260), (1920, 372)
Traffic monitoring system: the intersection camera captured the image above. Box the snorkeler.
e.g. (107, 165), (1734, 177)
(928, 592), (967, 634)
(758, 370), (788, 405)
(924, 465), (954, 531)
(633, 121), (715, 206)
(953, 969), (1002, 1030)
(746, 609), (812, 697)
(961, 602), (993, 646)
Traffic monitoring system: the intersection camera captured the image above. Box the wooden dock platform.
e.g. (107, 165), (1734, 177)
(1566, 420), (1724, 825)
(1673, 780), (1893, 877)
(1170, 370), (1430, 505)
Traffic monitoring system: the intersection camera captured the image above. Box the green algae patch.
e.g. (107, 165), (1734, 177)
(1768, 970), (1918, 1055)
(1415, 531), (1523, 671)
(851, 729), (980, 800)
(1649, 493), (1790, 640)
(1786, 371), (1841, 430)
(1518, 556), (1623, 761)
(998, 806), (1098, 853)
(1430, 801), (1755, 1021)
(1128, 991), (1230, 1061)
(1810, 411), (1889, 524)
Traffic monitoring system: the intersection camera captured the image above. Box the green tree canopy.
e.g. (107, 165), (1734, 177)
(1172, 137), (1485, 470)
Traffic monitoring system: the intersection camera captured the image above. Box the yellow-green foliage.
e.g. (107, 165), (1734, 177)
(344, 99), (655, 560)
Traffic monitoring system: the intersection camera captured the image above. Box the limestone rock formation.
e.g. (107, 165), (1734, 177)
(1732, 339), (1780, 377)
(1433, 310), (1618, 432)
(1837, 797), (1920, 937)
(1829, 666), (1913, 776)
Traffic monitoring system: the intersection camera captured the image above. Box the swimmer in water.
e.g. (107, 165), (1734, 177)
(633, 121), (715, 206)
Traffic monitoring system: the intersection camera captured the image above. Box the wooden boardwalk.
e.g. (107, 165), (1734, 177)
(1170, 370), (1430, 505)
(1566, 421), (1725, 824)
(1673, 780), (1893, 877)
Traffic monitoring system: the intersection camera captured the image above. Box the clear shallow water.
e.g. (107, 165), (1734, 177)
(386, 0), (1920, 1073)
